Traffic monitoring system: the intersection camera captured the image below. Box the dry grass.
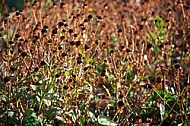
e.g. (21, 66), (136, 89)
(0, 0), (190, 125)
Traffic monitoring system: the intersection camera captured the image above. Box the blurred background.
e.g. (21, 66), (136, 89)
(0, 0), (25, 12)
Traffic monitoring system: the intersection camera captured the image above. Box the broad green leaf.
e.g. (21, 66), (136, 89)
(127, 71), (134, 80)
(86, 58), (95, 65)
(23, 116), (41, 126)
(88, 111), (97, 122)
(80, 115), (86, 125)
(8, 110), (14, 118)
(97, 64), (104, 73)
(44, 107), (57, 118)
(24, 109), (35, 120)
(30, 85), (41, 94)
(111, 84), (117, 92)
(98, 115), (117, 126)
(164, 111), (169, 120)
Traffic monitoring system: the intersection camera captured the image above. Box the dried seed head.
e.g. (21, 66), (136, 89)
(85, 44), (89, 51)
(184, 48), (188, 53)
(33, 0), (40, 8)
(88, 14), (93, 19)
(120, 45), (125, 50)
(5, 13), (10, 18)
(83, 18), (88, 22)
(4, 76), (10, 82)
(70, 74), (75, 79)
(68, 29), (74, 34)
(52, 28), (58, 35)
(69, 79), (72, 82)
(95, 40), (99, 45)
(34, 35), (40, 40)
(159, 43), (164, 49)
(76, 41), (81, 47)
(97, 15), (102, 20)
(70, 41), (75, 46)
(64, 23), (68, 27)
(84, 67), (88, 71)
(43, 25), (48, 29)
(10, 66), (16, 71)
(15, 11), (20, 16)
(110, 49), (114, 54)
(156, 77), (162, 83)
(73, 33), (78, 38)
(147, 43), (152, 49)
(118, 29), (122, 33)
(21, 52), (27, 57)
(58, 22), (64, 27)
(81, 27), (85, 31)
(10, 50), (13, 54)
(62, 29), (66, 33)
(55, 73), (61, 78)
(63, 85), (69, 90)
(15, 34), (20, 39)
(77, 58), (82, 64)
(9, 41), (14, 45)
(58, 46), (62, 50)
(174, 63), (180, 69)
(40, 61), (46, 66)
(34, 67), (39, 72)
(117, 100), (124, 107)
(126, 48), (132, 53)
(61, 52), (67, 57)
(48, 39), (53, 43)
(41, 28), (47, 34)
(60, 36), (65, 40)
(18, 49), (22, 53)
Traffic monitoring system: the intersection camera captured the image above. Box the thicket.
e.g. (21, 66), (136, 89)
(0, 0), (190, 125)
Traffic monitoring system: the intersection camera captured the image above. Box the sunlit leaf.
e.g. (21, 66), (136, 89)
(30, 85), (41, 94)
(80, 115), (86, 125)
(98, 115), (117, 126)
(86, 58), (95, 65)
(8, 110), (14, 118)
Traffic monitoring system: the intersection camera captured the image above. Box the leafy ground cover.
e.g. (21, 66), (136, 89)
(0, 0), (190, 125)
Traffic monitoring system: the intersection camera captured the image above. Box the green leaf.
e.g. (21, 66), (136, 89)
(164, 111), (169, 120)
(111, 84), (117, 92)
(86, 58), (95, 65)
(80, 101), (86, 111)
(80, 115), (86, 125)
(127, 71), (134, 80)
(24, 109), (35, 121)
(26, 94), (37, 101)
(8, 110), (14, 118)
(44, 107), (57, 118)
(98, 115), (117, 126)
(23, 116), (41, 126)
(97, 64), (104, 73)
(108, 100), (116, 107)
(30, 85), (41, 94)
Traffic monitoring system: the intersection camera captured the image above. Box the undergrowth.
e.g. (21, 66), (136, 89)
(0, 0), (190, 125)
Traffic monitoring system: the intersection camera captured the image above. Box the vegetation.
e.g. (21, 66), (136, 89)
(0, 0), (190, 125)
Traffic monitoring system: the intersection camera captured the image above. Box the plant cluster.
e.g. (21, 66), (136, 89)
(0, 0), (190, 125)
